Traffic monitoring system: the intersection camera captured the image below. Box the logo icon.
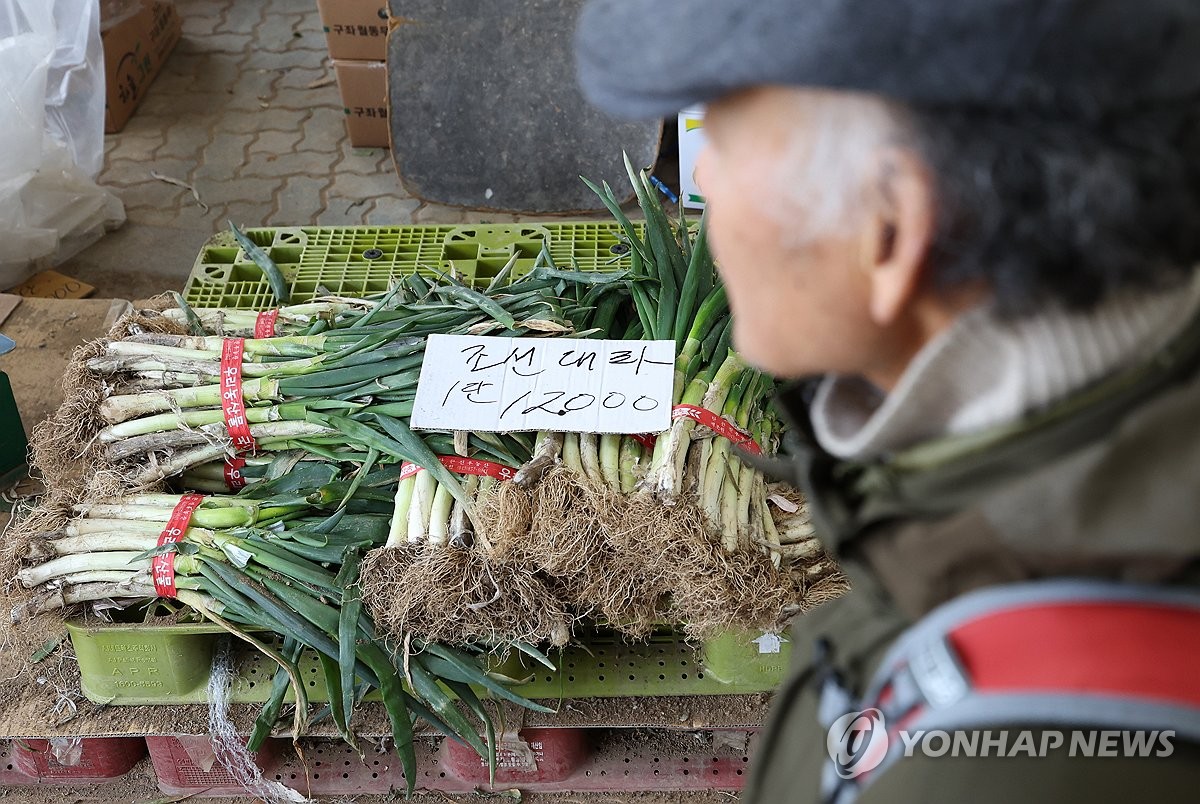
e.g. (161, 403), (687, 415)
(827, 709), (889, 779)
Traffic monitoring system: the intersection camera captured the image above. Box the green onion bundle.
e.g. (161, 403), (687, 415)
(12, 487), (556, 795)
(59, 262), (621, 494)
(517, 156), (798, 568)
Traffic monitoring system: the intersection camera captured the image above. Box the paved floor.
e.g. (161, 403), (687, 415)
(62, 0), (547, 299)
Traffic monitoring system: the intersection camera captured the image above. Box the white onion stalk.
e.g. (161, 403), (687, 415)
(561, 434), (583, 475)
(579, 433), (604, 485)
(14, 580), (161, 620)
(114, 422), (332, 485)
(98, 403), (300, 442)
(66, 519), (216, 539)
(92, 341), (327, 377)
(96, 492), (252, 508)
(775, 539), (823, 562)
(778, 516), (816, 544)
(513, 432), (563, 487)
(654, 352), (746, 503)
(99, 378), (281, 424)
(407, 470), (437, 544)
(160, 302), (365, 334)
(617, 438), (642, 494)
(735, 458), (756, 551)
(448, 475), (480, 548)
(598, 435), (622, 490)
(71, 503), (255, 529)
(18, 552), (156, 588)
(759, 488), (783, 569)
(51, 570), (148, 585)
(125, 334), (328, 357)
(51, 533), (160, 555)
(386, 475), (417, 547)
(718, 464), (741, 553)
(426, 483), (454, 547)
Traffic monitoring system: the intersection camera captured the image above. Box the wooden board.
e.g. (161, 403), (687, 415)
(0, 294), (20, 327)
(0, 685), (770, 738)
(386, 0), (662, 213)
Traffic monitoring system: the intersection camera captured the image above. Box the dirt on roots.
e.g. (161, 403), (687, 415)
(365, 466), (834, 646)
(361, 544), (574, 648)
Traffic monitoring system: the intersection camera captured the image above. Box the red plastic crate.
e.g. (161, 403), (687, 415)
(441, 728), (588, 784)
(147, 735), (280, 796)
(149, 734), (424, 797)
(148, 729), (757, 797)
(2, 738), (144, 784)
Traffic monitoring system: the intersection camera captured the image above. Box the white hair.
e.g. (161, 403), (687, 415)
(763, 92), (912, 247)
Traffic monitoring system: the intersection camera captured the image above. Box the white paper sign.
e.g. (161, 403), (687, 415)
(411, 334), (676, 433)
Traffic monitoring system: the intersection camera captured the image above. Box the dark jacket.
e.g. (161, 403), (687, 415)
(744, 302), (1200, 803)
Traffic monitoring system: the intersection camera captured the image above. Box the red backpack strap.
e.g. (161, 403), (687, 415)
(821, 580), (1200, 804)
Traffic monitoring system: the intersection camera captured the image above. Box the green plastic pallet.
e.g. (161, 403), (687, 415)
(67, 620), (789, 706)
(183, 223), (643, 310)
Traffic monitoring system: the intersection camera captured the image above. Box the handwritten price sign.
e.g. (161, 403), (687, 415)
(411, 335), (676, 434)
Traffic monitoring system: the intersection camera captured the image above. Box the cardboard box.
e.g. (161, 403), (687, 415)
(677, 107), (707, 209)
(317, 0), (391, 60)
(101, 0), (182, 133)
(333, 60), (389, 148)
(7, 270), (95, 300)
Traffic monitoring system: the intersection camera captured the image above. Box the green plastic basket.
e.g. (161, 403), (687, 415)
(700, 629), (792, 686)
(68, 621), (786, 706)
(68, 620), (233, 703)
(183, 223), (643, 309)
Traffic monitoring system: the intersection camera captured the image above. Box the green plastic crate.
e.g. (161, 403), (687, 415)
(183, 223), (642, 309)
(68, 620), (786, 706)
(701, 629), (792, 686)
(66, 620), (345, 705)
(497, 629), (787, 698)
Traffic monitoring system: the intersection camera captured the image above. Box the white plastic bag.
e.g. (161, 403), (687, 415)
(49, 736), (84, 767)
(0, 0), (125, 289)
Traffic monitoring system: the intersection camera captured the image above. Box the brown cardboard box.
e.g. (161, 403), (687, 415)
(333, 60), (389, 148)
(317, 0), (391, 60)
(101, 0), (182, 133)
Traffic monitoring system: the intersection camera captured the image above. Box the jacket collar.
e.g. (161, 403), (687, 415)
(770, 295), (1200, 554)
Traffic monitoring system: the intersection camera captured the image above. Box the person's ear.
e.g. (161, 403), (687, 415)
(859, 148), (935, 326)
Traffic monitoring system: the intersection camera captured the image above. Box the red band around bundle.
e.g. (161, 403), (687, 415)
(220, 338), (257, 453)
(223, 457), (248, 491)
(399, 456), (517, 482)
(630, 433), (658, 450)
(254, 309), (280, 339)
(153, 494), (204, 598)
(671, 404), (762, 455)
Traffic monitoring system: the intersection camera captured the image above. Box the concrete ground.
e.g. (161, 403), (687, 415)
(61, 0), (545, 300)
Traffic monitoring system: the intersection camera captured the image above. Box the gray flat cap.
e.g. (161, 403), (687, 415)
(575, 0), (1200, 120)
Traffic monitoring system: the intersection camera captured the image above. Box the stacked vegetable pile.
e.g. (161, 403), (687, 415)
(7, 267), (592, 791)
(4, 162), (845, 787)
(12, 491), (552, 788)
(364, 162), (841, 641)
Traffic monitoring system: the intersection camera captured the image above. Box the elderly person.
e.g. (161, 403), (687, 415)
(577, 1), (1200, 802)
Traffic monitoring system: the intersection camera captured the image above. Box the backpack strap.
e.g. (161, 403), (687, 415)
(820, 579), (1200, 803)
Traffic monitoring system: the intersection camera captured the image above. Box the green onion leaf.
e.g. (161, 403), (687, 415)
(229, 222), (290, 304)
